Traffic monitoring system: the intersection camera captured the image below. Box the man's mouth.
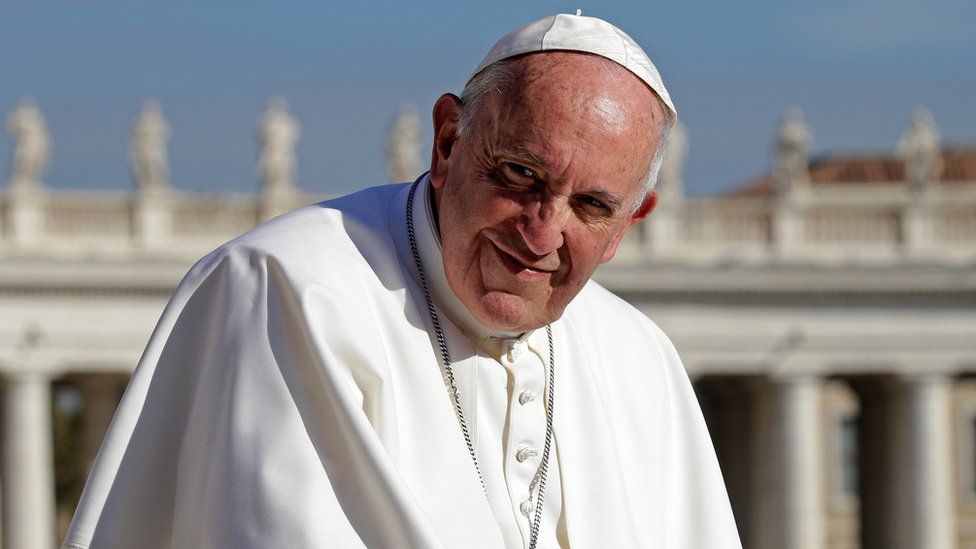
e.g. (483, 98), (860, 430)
(488, 240), (557, 279)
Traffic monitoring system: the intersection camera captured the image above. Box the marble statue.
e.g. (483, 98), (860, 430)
(130, 99), (171, 191)
(658, 120), (688, 200)
(897, 107), (942, 190)
(6, 97), (51, 188)
(257, 97), (301, 192)
(385, 104), (423, 182)
(774, 108), (812, 192)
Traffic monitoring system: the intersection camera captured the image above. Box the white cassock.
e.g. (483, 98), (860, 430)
(64, 177), (741, 549)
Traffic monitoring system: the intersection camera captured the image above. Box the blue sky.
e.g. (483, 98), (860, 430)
(1, 0), (974, 196)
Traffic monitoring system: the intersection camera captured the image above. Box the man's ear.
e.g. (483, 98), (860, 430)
(599, 190), (659, 264)
(429, 93), (462, 190)
(632, 189), (659, 222)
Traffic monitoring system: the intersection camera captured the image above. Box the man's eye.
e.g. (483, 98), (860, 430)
(579, 195), (609, 211)
(505, 163), (537, 180)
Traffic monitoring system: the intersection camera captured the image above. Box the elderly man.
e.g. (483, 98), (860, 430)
(64, 12), (740, 549)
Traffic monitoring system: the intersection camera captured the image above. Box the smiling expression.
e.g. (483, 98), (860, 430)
(428, 52), (665, 332)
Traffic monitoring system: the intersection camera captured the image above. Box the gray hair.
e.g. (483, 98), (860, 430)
(457, 57), (673, 213)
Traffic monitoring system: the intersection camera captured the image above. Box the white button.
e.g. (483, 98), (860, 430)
(520, 499), (535, 517)
(516, 445), (539, 463)
(518, 390), (536, 405)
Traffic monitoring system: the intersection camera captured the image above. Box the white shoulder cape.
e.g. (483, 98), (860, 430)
(64, 183), (741, 549)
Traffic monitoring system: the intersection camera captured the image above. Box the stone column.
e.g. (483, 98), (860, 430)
(904, 374), (955, 549)
(777, 374), (825, 549)
(2, 372), (56, 549)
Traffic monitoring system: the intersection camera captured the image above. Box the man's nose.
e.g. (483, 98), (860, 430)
(516, 200), (567, 256)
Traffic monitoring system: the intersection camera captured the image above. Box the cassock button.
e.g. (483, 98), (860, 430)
(518, 390), (536, 405)
(516, 445), (539, 463)
(520, 499), (535, 517)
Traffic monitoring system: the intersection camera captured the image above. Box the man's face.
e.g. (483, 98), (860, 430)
(429, 52), (664, 332)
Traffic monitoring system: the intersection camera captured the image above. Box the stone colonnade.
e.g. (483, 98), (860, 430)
(0, 369), (965, 548)
(699, 372), (960, 549)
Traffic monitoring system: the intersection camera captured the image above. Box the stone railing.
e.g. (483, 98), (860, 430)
(1, 183), (975, 264)
(617, 183), (976, 264)
(171, 194), (264, 240)
(0, 187), (315, 258)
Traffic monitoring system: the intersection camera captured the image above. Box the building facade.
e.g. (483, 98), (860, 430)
(0, 100), (974, 548)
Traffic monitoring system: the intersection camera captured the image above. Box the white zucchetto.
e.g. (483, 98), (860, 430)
(469, 11), (677, 124)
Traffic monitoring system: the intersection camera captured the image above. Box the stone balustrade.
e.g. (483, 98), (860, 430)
(1, 183), (974, 264)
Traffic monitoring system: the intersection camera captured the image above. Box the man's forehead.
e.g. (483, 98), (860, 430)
(485, 52), (666, 134)
(483, 55), (661, 140)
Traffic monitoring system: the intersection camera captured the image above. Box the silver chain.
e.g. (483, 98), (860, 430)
(528, 326), (555, 547)
(406, 179), (555, 549)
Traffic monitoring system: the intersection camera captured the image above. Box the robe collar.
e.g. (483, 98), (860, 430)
(396, 174), (532, 344)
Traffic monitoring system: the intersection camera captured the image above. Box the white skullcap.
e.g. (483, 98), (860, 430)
(469, 11), (677, 125)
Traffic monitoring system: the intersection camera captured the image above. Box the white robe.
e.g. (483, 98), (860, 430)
(64, 181), (741, 549)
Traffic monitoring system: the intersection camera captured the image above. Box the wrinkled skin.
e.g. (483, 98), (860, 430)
(429, 52), (665, 332)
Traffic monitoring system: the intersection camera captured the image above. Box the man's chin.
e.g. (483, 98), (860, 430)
(475, 291), (547, 333)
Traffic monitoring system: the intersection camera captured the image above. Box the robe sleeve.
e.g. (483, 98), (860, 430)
(63, 246), (433, 549)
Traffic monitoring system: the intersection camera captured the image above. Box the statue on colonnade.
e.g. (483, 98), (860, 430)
(129, 99), (171, 191)
(385, 104), (422, 183)
(6, 97), (51, 189)
(658, 119), (688, 201)
(897, 107), (942, 190)
(257, 97), (301, 193)
(774, 107), (812, 194)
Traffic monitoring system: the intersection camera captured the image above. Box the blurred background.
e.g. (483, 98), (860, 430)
(1, 1), (974, 548)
